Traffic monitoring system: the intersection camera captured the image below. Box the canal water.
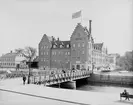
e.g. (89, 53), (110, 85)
(76, 82), (133, 94)
(75, 72), (133, 94)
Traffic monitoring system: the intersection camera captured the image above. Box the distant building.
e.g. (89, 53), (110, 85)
(92, 43), (108, 70)
(107, 53), (119, 70)
(38, 21), (108, 70)
(0, 51), (27, 69)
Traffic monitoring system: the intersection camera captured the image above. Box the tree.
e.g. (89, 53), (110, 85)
(117, 51), (133, 71)
(15, 47), (37, 84)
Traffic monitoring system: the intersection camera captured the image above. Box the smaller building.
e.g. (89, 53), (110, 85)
(0, 51), (26, 69)
(107, 53), (119, 70)
(92, 43), (108, 71)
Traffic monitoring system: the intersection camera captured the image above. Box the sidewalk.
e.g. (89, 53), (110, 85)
(0, 78), (133, 105)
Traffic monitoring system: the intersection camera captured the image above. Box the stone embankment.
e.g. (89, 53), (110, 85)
(88, 72), (133, 86)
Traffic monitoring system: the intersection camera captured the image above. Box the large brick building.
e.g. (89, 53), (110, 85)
(39, 21), (108, 70)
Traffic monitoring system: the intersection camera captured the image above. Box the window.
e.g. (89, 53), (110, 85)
(82, 43), (84, 47)
(44, 52), (45, 55)
(47, 52), (48, 55)
(73, 44), (75, 48)
(67, 44), (69, 48)
(82, 51), (84, 54)
(68, 52), (70, 55)
(41, 52), (43, 55)
(78, 43), (80, 47)
(53, 45), (56, 48)
(52, 52), (54, 55)
(60, 45), (62, 48)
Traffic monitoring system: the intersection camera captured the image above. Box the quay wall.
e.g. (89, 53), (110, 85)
(88, 73), (133, 86)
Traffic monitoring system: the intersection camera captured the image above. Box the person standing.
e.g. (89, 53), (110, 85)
(22, 75), (26, 85)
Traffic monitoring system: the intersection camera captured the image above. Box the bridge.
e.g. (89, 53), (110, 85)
(30, 70), (92, 86)
(0, 69), (92, 88)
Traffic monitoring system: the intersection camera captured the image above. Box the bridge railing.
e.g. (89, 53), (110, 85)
(0, 71), (29, 80)
(31, 70), (91, 85)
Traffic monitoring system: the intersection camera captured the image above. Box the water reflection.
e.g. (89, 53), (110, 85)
(76, 83), (133, 94)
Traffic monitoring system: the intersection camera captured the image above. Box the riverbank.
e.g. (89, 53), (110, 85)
(87, 71), (133, 86)
(0, 78), (133, 105)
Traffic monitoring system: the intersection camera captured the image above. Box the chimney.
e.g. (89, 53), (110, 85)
(57, 37), (59, 41)
(52, 36), (54, 41)
(89, 20), (92, 35)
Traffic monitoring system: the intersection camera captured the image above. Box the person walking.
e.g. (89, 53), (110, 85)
(22, 75), (26, 85)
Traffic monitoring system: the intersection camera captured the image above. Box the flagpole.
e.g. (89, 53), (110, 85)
(80, 10), (82, 24)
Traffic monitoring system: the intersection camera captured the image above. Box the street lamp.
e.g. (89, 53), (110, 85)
(92, 62), (95, 74)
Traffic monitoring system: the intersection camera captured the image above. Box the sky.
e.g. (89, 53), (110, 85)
(0, 0), (132, 56)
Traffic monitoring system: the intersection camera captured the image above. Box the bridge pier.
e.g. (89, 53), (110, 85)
(60, 81), (76, 89)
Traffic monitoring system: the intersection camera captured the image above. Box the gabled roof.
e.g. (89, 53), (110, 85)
(0, 52), (18, 59)
(73, 23), (92, 41)
(39, 34), (52, 45)
(47, 36), (53, 42)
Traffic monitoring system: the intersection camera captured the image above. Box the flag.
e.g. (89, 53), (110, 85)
(72, 10), (81, 19)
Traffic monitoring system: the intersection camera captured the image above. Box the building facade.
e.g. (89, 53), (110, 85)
(39, 35), (71, 70)
(92, 43), (108, 70)
(39, 21), (108, 70)
(0, 51), (27, 68)
(107, 53), (119, 70)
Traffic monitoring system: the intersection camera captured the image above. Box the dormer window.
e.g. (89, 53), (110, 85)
(53, 45), (56, 48)
(67, 44), (69, 48)
(60, 45), (62, 48)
